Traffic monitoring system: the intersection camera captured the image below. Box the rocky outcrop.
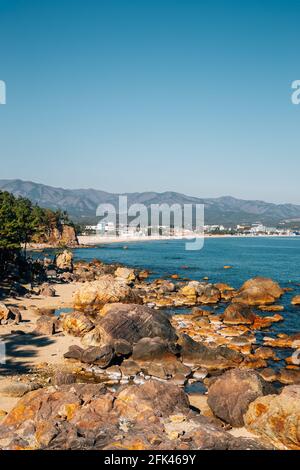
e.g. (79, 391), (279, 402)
(233, 277), (283, 306)
(34, 224), (78, 247)
(207, 368), (274, 427)
(0, 381), (268, 450)
(49, 224), (78, 247)
(73, 275), (142, 313)
(245, 385), (300, 450)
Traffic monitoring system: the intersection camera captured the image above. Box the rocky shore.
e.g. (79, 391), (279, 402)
(0, 250), (299, 450)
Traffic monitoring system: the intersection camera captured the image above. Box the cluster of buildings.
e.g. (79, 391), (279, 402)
(204, 223), (300, 236)
(83, 221), (299, 237)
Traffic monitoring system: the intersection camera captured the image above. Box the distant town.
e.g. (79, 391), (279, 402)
(82, 221), (300, 238)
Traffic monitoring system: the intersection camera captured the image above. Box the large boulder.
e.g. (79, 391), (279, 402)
(233, 277), (283, 306)
(73, 275), (142, 313)
(81, 303), (177, 347)
(207, 368), (274, 427)
(245, 385), (300, 450)
(223, 303), (256, 325)
(55, 250), (74, 271)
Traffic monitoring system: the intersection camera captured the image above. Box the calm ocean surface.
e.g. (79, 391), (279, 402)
(73, 237), (300, 339)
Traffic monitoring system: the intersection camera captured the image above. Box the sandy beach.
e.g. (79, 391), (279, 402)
(0, 283), (84, 413)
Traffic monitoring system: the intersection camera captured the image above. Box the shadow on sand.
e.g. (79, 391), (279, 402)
(0, 332), (55, 376)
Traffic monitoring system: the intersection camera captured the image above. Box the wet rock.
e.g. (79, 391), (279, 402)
(259, 368), (278, 382)
(240, 356), (268, 370)
(233, 277), (284, 306)
(245, 385), (300, 449)
(254, 347), (278, 360)
(62, 311), (94, 337)
(55, 250), (74, 271)
(223, 303), (256, 325)
(73, 275), (142, 313)
(35, 316), (56, 335)
(278, 368), (300, 385)
(291, 295), (300, 305)
(258, 305), (284, 312)
(207, 368), (275, 427)
(263, 332), (300, 349)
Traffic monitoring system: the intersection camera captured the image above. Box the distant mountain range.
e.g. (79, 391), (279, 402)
(1, 179), (300, 227)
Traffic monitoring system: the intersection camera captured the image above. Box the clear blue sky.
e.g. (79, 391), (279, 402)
(0, 0), (299, 203)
